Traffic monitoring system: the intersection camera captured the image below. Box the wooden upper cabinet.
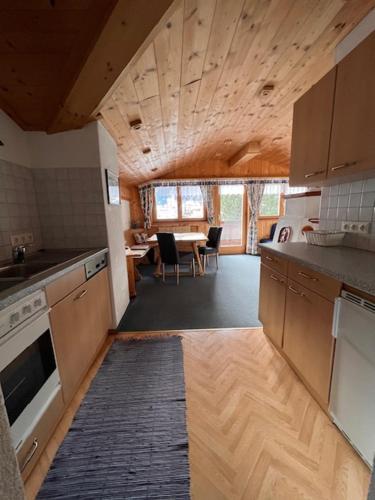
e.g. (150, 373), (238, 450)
(328, 31), (375, 181)
(289, 68), (336, 186)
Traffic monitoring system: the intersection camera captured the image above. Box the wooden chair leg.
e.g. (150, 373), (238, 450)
(176, 264), (180, 285)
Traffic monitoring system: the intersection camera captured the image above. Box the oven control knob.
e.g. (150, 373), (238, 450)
(34, 298), (42, 307)
(22, 305), (32, 315)
(10, 312), (20, 323)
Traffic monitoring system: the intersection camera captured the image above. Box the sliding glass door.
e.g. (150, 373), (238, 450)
(219, 185), (245, 250)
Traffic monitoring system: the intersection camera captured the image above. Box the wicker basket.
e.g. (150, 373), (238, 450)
(305, 230), (345, 247)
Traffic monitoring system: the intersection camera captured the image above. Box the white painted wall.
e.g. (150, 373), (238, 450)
(98, 122), (129, 327)
(0, 110), (31, 166)
(28, 122), (100, 168)
(335, 8), (375, 62)
(121, 200), (131, 232)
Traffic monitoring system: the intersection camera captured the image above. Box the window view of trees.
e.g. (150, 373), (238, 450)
(155, 185), (204, 220)
(259, 193), (280, 216)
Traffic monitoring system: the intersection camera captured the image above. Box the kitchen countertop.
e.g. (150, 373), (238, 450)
(260, 242), (375, 296)
(0, 247), (108, 311)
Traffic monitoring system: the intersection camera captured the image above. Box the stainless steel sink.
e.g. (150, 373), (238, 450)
(0, 262), (59, 280)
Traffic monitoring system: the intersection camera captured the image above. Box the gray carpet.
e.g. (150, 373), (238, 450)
(38, 337), (190, 499)
(118, 255), (261, 332)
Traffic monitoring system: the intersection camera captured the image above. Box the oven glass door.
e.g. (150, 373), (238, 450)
(0, 328), (56, 426)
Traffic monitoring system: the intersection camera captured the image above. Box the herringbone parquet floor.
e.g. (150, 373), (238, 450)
(182, 328), (370, 500)
(26, 328), (370, 500)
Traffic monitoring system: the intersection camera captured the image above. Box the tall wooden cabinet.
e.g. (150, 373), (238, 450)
(290, 68), (336, 186)
(290, 31), (375, 186)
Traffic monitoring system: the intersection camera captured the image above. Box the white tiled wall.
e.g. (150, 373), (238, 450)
(319, 177), (375, 252)
(32, 168), (107, 249)
(0, 160), (43, 261)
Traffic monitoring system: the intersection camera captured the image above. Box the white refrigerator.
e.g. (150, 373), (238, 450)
(330, 290), (375, 467)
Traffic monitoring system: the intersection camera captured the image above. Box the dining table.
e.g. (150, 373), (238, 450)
(147, 232), (208, 276)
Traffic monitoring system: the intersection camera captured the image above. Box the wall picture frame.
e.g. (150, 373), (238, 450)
(105, 169), (120, 205)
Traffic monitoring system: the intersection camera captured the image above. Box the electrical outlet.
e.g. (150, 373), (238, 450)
(25, 232), (34, 244)
(10, 232), (34, 246)
(341, 221), (370, 234)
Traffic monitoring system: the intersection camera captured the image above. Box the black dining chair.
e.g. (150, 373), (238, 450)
(156, 232), (195, 284)
(198, 226), (223, 272)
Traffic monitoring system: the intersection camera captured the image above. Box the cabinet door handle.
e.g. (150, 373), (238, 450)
(298, 271), (318, 282)
(265, 256), (274, 262)
(74, 289), (88, 301)
(331, 161), (357, 171)
(288, 285), (305, 298)
(20, 438), (38, 472)
(304, 170), (325, 179)
(270, 274), (284, 284)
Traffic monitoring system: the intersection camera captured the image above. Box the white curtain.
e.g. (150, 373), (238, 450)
(245, 182), (265, 255)
(138, 186), (154, 229)
(200, 185), (215, 224)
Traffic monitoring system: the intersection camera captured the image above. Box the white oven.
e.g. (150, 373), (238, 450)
(0, 290), (61, 451)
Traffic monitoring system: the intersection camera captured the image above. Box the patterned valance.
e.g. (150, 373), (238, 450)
(138, 177), (289, 193)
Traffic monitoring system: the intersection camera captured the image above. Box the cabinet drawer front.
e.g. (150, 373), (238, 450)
(288, 261), (341, 302)
(261, 249), (288, 275)
(17, 389), (64, 480)
(46, 266), (86, 306)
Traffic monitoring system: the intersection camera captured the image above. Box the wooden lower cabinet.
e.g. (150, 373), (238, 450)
(283, 279), (335, 406)
(49, 268), (111, 405)
(259, 264), (286, 348)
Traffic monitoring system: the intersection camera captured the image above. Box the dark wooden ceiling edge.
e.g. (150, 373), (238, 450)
(48, 0), (176, 134)
(45, 0), (120, 133)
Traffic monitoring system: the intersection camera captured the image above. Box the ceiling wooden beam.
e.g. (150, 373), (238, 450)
(228, 141), (262, 167)
(48, 0), (175, 133)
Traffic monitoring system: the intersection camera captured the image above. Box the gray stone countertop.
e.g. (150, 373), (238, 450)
(0, 247), (108, 311)
(260, 242), (375, 296)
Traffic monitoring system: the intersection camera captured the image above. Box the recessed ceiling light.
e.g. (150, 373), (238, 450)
(224, 139), (232, 144)
(142, 147), (151, 154)
(261, 84), (274, 96)
(130, 118), (142, 130)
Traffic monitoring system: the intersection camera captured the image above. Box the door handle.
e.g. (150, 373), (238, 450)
(74, 289), (88, 301)
(288, 285), (306, 298)
(304, 170), (325, 178)
(270, 274), (284, 284)
(265, 256), (274, 261)
(298, 271), (318, 282)
(331, 161), (357, 171)
(21, 438), (38, 472)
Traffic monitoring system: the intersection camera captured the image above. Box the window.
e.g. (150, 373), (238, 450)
(154, 185), (204, 221)
(155, 186), (178, 220)
(180, 185), (204, 219)
(260, 184), (281, 217)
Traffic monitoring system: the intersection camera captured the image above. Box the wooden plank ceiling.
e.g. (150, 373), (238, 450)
(98, 0), (375, 185)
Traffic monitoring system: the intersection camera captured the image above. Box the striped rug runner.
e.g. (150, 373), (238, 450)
(38, 337), (190, 499)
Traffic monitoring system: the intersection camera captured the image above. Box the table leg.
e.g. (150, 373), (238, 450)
(154, 247), (162, 276)
(193, 242), (204, 276)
